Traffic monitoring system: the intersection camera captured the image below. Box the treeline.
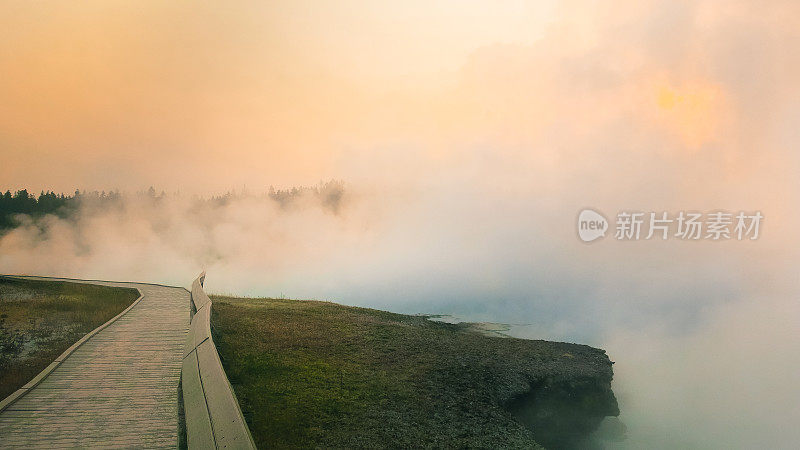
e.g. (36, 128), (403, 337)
(1, 190), (78, 230)
(270, 180), (344, 212)
(0, 181), (345, 231)
(203, 180), (345, 212)
(0, 189), (143, 230)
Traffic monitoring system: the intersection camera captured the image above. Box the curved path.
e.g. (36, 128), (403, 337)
(0, 277), (190, 448)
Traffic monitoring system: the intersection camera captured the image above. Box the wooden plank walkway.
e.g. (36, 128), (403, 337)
(0, 277), (190, 448)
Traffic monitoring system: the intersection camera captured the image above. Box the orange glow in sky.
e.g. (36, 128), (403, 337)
(0, 0), (798, 197)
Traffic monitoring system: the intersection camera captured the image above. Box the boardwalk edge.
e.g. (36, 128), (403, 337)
(182, 272), (257, 450)
(0, 277), (145, 413)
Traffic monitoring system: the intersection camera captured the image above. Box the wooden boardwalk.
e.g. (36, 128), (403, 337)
(0, 278), (190, 448)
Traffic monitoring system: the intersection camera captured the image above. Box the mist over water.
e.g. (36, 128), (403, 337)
(1, 172), (798, 449)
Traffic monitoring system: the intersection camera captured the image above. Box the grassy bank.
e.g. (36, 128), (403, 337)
(211, 296), (618, 449)
(0, 276), (139, 399)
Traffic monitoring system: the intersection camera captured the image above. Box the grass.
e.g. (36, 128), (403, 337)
(0, 276), (139, 400)
(211, 296), (618, 449)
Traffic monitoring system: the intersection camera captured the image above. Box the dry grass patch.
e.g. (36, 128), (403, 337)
(0, 277), (139, 399)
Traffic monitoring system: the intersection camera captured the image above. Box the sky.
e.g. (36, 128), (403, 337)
(2, 1), (800, 448)
(3, 0), (796, 194)
(2, 0), (557, 192)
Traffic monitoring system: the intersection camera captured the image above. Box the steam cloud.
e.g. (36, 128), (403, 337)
(2, 173), (797, 449)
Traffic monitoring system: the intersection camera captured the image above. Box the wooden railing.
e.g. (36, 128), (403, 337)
(182, 272), (255, 449)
